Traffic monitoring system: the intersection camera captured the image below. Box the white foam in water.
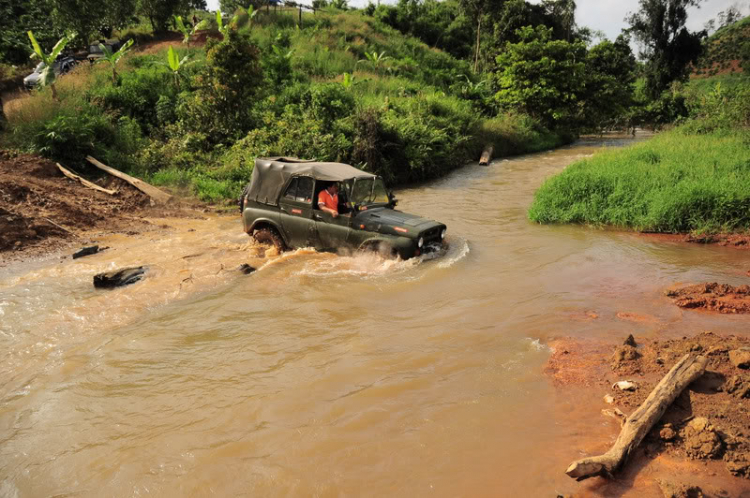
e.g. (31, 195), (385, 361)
(437, 238), (470, 269)
(525, 338), (551, 353)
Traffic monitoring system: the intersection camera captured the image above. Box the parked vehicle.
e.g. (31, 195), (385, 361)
(87, 39), (122, 63)
(240, 157), (447, 259)
(23, 56), (76, 90)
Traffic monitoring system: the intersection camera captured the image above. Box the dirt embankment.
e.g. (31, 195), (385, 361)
(666, 283), (750, 314)
(0, 151), (207, 262)
(548, 332), (750, 496)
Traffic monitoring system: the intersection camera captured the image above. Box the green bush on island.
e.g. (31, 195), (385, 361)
(529, 76), (750, 233)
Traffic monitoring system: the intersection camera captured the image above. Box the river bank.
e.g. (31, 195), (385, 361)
(546, 331), (750, 496)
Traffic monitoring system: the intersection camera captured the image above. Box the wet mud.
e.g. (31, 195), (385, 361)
(548, 332), (750, 496)
(666, 283), (750, 314)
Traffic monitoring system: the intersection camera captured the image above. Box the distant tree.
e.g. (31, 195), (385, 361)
(0, 0), (64, 65)
(138, 0), (196, 33)
(181, 31), (263, 143)
(219, 0), (262, 14)
(717, 3), (743, 29)
(583, 35), (637, 130)
(494, 25), (587, 128)
(50, 0), (107, 45)
(626, 0), (705, 100)
(459, 0), (506, 71)
(542, 0), (576, 40)
(492, 0), (562, 47)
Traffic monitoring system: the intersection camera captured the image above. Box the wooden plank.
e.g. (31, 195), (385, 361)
(86, 156), (172, 204)
(565, 353), (708, 481)
(57, 163), (117, 195)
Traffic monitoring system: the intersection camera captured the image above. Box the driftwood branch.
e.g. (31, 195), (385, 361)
(57, 163), (117, 195)
(86, 156), (172, 204)
(43, 217), (79, 237)
(565, 353), (707, 481)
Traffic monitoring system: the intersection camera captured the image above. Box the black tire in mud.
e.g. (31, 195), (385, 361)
(253, 227), (286, 252)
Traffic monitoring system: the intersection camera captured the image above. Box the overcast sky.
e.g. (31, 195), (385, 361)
(206, 0), (748, 41)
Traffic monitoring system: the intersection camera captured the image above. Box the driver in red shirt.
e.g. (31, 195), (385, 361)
(318, 184), (340, 218)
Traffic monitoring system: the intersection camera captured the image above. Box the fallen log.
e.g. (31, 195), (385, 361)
(57, 163), (116, 195)
(479, 145), (494, 166)
(565, 353), (708, 481)
(85, 156), (172, 204)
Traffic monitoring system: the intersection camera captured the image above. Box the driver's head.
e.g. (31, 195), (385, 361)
(327, 183), (339, 194)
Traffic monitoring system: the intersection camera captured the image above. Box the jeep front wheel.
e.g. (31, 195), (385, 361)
(253, 227), (286, 252)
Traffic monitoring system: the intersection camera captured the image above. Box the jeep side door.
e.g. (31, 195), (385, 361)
(278, 176), (317, 248)
(314, 210), (353, 251)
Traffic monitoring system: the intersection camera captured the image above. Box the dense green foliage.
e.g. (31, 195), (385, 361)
(529, 75), (750, 233)
(2, 10), (564, 202)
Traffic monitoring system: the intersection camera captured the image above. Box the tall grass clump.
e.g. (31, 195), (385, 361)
(529, 130), (750, 233)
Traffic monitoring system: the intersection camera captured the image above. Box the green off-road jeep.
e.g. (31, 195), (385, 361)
(240, 157), (447, 259)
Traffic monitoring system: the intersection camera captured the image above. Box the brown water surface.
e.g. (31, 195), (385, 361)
(2, 134), (749, 497)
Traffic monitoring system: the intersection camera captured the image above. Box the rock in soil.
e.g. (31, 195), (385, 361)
(657, 480), (704, 498)
(729, 348), (750, 369)
(681, 417), (723, 459)
(724, 375), (750, 398)
(93, 266), (148, 288)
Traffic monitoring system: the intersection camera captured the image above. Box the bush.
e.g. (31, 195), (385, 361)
(529, 129), (750, 233)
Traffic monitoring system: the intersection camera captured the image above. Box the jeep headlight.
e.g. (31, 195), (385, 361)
(440, 228), (446, 239)
(417, 237), (424, 248)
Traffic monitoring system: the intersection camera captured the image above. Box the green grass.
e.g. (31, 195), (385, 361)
(529, 128), (750, 233)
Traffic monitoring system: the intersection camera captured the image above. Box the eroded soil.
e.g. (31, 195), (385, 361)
(548, 332), (750, 496)
(666, 283), (750, 314)
(0, 151), (209, 263)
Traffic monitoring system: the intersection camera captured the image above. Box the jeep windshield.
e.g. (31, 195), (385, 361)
(349, 177), (389, 206)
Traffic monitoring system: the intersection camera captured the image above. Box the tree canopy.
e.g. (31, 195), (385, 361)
(626, 0), (705, 99)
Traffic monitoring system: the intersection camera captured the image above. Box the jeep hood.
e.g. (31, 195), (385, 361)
(355, 208), (442, 236)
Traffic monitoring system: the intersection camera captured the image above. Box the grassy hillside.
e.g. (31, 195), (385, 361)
(1, 9), (562, 202)
(693, 16), (750, 78)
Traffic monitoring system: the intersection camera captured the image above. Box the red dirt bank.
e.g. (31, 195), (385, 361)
(0, 151), (205, 263)
(547, 332), (750, 497)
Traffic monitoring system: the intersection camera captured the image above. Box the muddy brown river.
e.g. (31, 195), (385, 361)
(2, 135), (750, 497)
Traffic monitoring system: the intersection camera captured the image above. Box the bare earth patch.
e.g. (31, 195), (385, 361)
(666, 283), (750, 314)
(0, 151), (209, 264)
(548, 332), (750, 497)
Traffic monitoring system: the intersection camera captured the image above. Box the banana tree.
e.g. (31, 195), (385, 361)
(97, 39), (134, 85)
(216, 7), (255, 38)
(341, 72), (354, 89)
(358, 51), (391, 70)
(27, 31), (77, 101)
(175, 15), (191, 45)
(167, 45), (192, 90)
